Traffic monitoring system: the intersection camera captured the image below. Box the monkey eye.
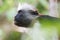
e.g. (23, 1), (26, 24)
(18, 10), (22, 13)
(31, 11), (38, 15)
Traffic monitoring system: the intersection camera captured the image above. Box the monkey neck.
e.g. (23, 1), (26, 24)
(29, 17), (41, 28)
(32, 21), (41, 28)
(30, 16), (40, 27)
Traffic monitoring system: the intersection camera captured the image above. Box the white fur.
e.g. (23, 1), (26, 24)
(17, 3), (36, 11)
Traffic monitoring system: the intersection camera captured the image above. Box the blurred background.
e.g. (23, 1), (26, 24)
(0, 0), (60, 40)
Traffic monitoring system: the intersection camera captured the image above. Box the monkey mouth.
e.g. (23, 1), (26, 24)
(14, 21), (31, 27)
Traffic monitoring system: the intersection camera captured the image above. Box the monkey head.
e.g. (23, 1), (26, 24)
(14, 3), (39, 27)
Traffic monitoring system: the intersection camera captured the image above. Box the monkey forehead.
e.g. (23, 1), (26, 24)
(17, 3), (36, 11)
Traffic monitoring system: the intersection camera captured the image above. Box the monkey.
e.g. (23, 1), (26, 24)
(14, 9), (39, 27)
(14, 3), (60, 40)
(14, 3), (39, 27)
(14, 3), (60, 28)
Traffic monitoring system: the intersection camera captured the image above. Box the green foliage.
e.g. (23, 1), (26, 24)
(38, 15), (60, 27)
(0, 0), (14, 14)
(36, 2), (47, 13)
(5, 31), (22, 40)
(36, 0), (48, 14)
(6, 8), (17, 22)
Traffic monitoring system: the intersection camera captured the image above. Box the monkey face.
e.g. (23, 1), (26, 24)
(14, 9), (38, 27)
